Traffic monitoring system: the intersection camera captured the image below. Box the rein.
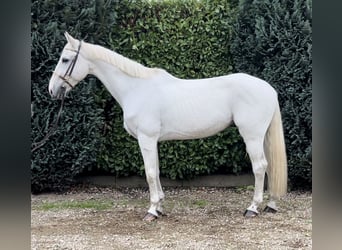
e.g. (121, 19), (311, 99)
(31, 92), (65, 153)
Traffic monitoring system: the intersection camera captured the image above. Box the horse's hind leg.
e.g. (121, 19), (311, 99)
(241, 136), (268, 217)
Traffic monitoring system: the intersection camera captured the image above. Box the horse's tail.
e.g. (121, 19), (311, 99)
(264, 102), (288, 198)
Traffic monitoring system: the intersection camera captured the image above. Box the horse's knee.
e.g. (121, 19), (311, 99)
(145, 169), (157, 183)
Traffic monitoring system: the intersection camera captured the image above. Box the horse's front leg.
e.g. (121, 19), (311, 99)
(138, 133), (164, 221)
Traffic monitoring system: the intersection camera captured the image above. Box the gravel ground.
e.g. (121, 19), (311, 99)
(31, 186), (312, 250)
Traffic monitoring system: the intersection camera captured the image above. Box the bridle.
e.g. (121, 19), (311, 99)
(54, 40), (82, 89)
(31, 40), (82, 153)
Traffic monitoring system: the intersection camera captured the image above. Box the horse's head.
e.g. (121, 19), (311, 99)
(48, 32), (89, 99)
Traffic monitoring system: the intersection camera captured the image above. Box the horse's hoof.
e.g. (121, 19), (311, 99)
(143, 212), (158, 222)
(157, 210), (167, 217)
(263, 206), (277, 213)
(243, 209), (258, 218)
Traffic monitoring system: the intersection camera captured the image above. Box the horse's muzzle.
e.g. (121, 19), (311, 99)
(51, 86), (67, 100)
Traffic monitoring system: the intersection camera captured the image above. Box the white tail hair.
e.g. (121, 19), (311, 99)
(264, 103), (288, 198)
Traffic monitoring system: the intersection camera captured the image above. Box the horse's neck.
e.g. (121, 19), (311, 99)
(89, 60), (139, 107)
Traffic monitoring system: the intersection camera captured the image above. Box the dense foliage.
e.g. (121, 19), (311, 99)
(31, 0), (311, 192)
(231, 0), (312, 188)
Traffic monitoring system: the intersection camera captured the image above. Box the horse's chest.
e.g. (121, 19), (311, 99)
(123, 115), (138, 138)
(124, 124), (137, 138)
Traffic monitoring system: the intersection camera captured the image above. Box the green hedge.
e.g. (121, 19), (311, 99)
(231, 0), (312, 189)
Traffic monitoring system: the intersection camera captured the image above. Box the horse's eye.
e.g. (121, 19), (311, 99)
(62, 58), (69, 63)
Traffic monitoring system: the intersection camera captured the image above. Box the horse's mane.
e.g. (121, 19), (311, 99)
(81, 41), (162, 79)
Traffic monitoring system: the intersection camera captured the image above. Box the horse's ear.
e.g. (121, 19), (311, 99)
(64, 32), (78, 49)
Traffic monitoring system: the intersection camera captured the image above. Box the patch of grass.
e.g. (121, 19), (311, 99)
(37, 200), (114, 211)
(193, 200), (208, 208)
(121, 198), (147, 208)
(235, 185), (255, 193)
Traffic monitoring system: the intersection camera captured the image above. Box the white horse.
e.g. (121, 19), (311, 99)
(49, 32), (287, 221)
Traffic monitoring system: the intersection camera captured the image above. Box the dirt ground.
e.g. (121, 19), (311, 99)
(31, 186), (312, 250)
